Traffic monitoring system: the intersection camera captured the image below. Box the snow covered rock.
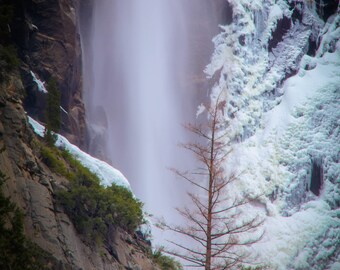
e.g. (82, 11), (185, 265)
(206, 1), (339, 269)
(28, 116), (131, 190)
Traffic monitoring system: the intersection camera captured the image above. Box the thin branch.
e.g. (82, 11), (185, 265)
(171, 168), (209, 192)
(161, 89), (263, 270)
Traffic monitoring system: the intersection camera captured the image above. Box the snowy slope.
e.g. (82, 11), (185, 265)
(28, 117), (153, 240)
(205, 1), (339, 269)
(28, 117), (131, 189)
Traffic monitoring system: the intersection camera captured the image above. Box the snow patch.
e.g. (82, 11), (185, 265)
(28, 116), (131, 189)
(196, 103), (206, 118)
(30, 71), (48, 94)
(263, 50), (340, 139)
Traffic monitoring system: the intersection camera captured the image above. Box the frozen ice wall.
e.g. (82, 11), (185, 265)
(205, 0), (339, 268)
(79, 0), (226, 244)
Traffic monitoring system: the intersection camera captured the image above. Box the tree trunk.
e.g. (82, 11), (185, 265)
(205, 112), (217, 270)
(161, 95), (263, 269)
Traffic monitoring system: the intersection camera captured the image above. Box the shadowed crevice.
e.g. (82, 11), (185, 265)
(310, 159), (323, 196)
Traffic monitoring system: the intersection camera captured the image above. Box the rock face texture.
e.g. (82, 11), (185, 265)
(11, 0), (86, 148)
(1, 2), (159, 267)
(0, 73), (159, 270)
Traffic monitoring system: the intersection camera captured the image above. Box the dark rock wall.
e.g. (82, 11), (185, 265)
(10, 0), (86, 148)
(0, 73), (159, 270)
(0, 1), (161, 268)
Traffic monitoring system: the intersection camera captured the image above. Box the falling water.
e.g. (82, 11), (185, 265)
(80, 0), (227, 245)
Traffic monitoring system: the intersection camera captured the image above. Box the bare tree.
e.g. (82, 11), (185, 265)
(159, 92), (263, 270)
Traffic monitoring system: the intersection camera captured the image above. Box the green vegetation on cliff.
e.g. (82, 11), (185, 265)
(152, 249), (183, 270)
(56, 172), (144, 240)
(0, 171), (49, 270)
(39, 143), (144, 242)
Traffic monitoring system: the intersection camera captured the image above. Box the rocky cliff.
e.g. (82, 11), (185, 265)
(0, 72), (160, 269)
(10, 0), (86, 148)
(0, 0), (163, 269)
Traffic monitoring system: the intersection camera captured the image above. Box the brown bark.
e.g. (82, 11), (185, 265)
(159, 91), (263, 269)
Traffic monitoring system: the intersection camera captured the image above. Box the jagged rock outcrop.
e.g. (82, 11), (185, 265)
(10, 0), (86, 148)
(0, 73), (160, 270)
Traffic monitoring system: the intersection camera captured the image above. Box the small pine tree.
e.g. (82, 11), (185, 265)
(45, 78), (61, 145)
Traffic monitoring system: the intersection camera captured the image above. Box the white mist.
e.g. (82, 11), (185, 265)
(80, 0), (225, 246)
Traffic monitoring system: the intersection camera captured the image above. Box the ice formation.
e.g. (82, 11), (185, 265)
(30, 71), (48, 94)
(60, 106), (68, 115)
(206, 1), (339, 269)
(28, 116), (131, 189)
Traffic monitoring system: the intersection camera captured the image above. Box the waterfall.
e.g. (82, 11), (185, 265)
(79, 0), (225, 245)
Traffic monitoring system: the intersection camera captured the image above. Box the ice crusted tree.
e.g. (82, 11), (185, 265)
(159, 92), (263, 270)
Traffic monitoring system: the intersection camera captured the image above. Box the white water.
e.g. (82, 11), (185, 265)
(80, 0), (224, 245)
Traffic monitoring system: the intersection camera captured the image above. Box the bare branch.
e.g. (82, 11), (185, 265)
(170, 168), (208, 192)
(162, 90), (262, 269)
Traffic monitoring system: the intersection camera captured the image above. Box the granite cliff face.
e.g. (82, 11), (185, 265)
(0, 0), (162, 269)
(10, 0), (86, 148)
(0, 72), (159, 269)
